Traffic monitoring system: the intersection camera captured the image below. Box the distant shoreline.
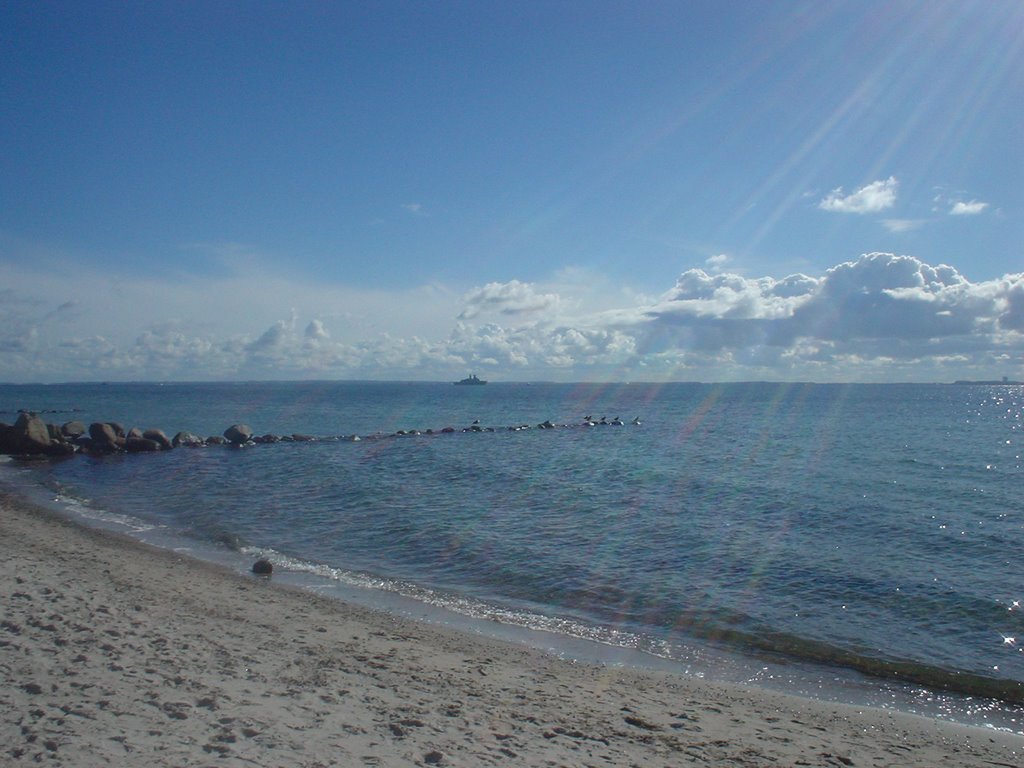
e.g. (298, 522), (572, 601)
(3, 378), (1024, 388)
(952, 379), (1024, 385)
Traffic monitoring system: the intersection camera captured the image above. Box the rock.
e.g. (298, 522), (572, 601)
(172, 431), (205, 447)
(253, 434), (280, 444)
(125, 437), (161, 452)
(45, 441), (77, 456)
(252, 559), (273, 575)
(424, 751), (444, 765)
(13, 413), (51, 454)
(0, 423), (18, 454)
(19, 412), (52, 450)
(206, 435), (227, 445)
(142, 428), (173, 449)
(223, 424), (253, 445)
(126, 427), (145, 439)
(62, 420), (86, 438)
(88, 422), (119, 449)
(108, 422), (126, 438)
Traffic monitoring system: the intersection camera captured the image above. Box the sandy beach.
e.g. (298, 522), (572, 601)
(2, 492), (1022, 767)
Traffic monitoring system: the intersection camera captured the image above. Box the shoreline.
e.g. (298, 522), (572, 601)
(3, 492), (1022, 766)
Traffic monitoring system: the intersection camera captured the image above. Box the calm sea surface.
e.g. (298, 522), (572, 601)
(2, 381), (1023, 727)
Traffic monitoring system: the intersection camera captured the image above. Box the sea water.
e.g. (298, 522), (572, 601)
(2, 381), (1022, 729)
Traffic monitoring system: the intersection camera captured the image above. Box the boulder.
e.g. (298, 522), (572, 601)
(45, 441), (77, 456)
(125, 437), (161, 453)
(126, 427), (145, 440)
(14, 413), (51, 454)
(62, 420), (87, 438)
(206, 435), (227, 445)
(223, 424), (253, 445)
(0, 423), (18, 454)
(172, 431), (205, 447)
(108, 422), (126, 438)
(89, 422), (119, 448)
(252, 559), (273, 575)
(142, 428), (173, 450)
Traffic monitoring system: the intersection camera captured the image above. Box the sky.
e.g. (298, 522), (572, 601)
(1, 0), (1022, 383)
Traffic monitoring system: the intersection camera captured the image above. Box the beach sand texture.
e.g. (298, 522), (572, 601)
(2, 493), (1022, 767)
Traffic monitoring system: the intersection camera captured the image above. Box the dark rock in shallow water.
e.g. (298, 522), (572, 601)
(142, 428), (173, 450)
(0, 424), (20, 455)
(172, 431), (204, 447)
(224, 424), (254, 445)
(19, 413), (51, 448)
(89, 422), (119, 448)
(206, 435), (227, 445)
(125, 437), (161, 452)
(127, 427), (145, 440)
(253, 433), (280, 444)
(45, 440), (77, 456)
(252, 559), (273, 575)
(2, 413), (53, 455)
(62, 420), (86, 438)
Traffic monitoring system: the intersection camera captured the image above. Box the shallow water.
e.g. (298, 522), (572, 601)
(3, 380), (1023, 723)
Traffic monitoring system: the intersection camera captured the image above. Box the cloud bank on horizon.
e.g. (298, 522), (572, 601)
(2, 251), (1022, 383)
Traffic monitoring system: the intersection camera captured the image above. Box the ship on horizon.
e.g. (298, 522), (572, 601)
(454, 373), (487, 386)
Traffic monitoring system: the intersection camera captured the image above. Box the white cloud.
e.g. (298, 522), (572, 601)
(881, 218), (927, 233)
(458, 280), (561, 320)
(819, 176), (898, 214)
(305, 319), (329, 341)
(949, 200), (989, 216)
(2, 252), (1023, 383)
(705, 254), (730, 272)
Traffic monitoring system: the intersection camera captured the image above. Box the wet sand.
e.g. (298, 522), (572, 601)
(2, 492), (1022, 767)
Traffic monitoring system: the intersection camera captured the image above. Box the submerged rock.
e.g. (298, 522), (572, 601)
(251, 559), (273, 575)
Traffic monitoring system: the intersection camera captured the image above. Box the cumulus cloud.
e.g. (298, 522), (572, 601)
(819, 176), (898, 214)
(705, 254), (730, 273)
(2, 253), (1023, 383)
(305, 319), (329, 341)
(949, 200), (989, 216)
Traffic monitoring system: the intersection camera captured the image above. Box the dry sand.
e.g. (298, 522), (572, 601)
(2, 491), (1022, 767)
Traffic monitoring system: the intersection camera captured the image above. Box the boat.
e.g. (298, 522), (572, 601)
(454, 373), (487, 386)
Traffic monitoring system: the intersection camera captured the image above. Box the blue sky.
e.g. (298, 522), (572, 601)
(2, 0), (1022, 382)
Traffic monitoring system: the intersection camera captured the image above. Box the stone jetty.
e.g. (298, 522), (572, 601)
(0, 411), (639, 458)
